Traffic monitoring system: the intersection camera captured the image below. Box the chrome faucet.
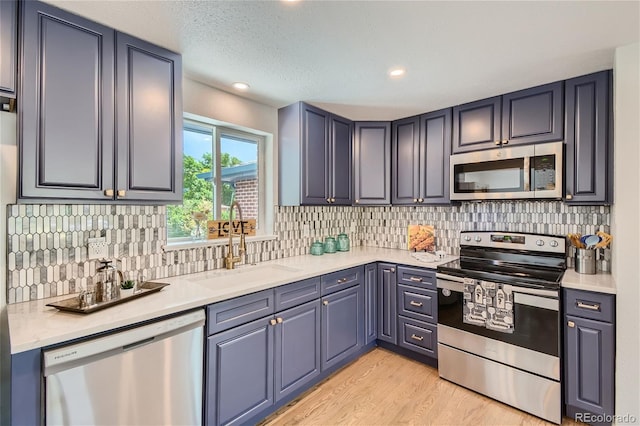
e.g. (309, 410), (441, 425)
(224, 201), (246, 269)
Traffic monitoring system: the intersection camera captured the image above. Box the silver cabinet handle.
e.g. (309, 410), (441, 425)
(337, 278), (348, 284)
(418, 198), (424, 203)
(330, 198), (335, 203)
(495, 140), (501, 145)
(104, 189), (114, 197)
(413, 198), (418, 203)
(502, 139), (509, 145)
(355, 199), (360, 204)
(383, 268), (396, 273)
(276, 317), (283, 324)
(566, 193), (573, 200)
(323, 300), (328, 306)
(409, 277), (423, 282)
(409, 301), (423, 307)
(577, 301), (600, 311)
(411, 334), (424, 341)
(269, 319), (277, 326)
(568, 320), (575, 328)
(326, 198), (331, 203)
(117, 190), (126, 197)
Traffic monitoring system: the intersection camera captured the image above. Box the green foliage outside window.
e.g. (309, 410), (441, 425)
(167, 152), (242, 238)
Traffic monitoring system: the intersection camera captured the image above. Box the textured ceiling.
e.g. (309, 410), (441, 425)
(45, 1), (639, 120)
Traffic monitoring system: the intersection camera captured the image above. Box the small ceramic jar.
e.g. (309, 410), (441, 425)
(323, 237), (337, 254)
(336, 233), (350, 251)
(310, 241), (324, 256)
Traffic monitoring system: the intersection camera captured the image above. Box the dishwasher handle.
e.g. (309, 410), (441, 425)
(44, 309), (205, 377)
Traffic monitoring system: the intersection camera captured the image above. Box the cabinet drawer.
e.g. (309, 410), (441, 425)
(397, 266), (436, 289)
(207, 290), (275, 335)
(274, 277), (321, 312)
(398, 284), (437, 323)
(398, 316), (437, 358)
(321, 266), (363, 295)
(564, 289), (615, 323)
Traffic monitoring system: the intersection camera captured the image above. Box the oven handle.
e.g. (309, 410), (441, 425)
(436, 273), (559, 298)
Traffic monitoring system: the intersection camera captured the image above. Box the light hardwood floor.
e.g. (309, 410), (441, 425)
(261, 348), (581, 426)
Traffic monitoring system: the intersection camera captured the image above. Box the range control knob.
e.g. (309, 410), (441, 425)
(536, 239), (545, 247)
(464, 235), (472, 242)
(549, 240), (559, 248)
(474, 236), (482, 243)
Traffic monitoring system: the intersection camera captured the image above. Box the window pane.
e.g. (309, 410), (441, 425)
(167, 125), (214, 239)
(221, 134), (259, 225)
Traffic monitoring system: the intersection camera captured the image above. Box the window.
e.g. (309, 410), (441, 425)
(167, 119), (265, 241)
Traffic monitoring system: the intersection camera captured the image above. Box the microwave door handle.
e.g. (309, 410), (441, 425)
(523, 156), (530, 192)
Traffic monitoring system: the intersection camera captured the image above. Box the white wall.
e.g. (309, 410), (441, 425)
(182, 78), (279, 228)
(0, 111), (17, 424)
(612, 42), (640, 422)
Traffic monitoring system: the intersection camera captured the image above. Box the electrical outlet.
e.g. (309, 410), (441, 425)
(88, 237), (108, 260)
(302, 223), (310, 238)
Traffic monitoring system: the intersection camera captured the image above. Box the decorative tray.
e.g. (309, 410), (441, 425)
(46, 282), (170, 314)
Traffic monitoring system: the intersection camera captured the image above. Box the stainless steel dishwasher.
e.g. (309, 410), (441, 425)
(44, 309), (205, 425)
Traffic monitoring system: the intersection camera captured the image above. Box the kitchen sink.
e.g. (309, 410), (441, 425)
(191, 263), (301, 281)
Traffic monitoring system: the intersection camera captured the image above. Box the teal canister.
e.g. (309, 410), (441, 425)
(337, 233), (350, 251)
(323, 237), (337, 254)
(310, 241), (324, 256)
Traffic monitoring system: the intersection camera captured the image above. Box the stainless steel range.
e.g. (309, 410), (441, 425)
(436, 231), (566, 424)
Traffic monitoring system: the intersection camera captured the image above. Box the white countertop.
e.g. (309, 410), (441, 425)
(7, 247), (456, 354)
(561, 269), (616, 295)
(7, 247), (617, 354)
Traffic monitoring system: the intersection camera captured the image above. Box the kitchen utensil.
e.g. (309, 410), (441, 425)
(575, 248), (596, 274)
(595, 231), (612, 248)
(583, 234), (602, 249)
(567, 233), (585, 249)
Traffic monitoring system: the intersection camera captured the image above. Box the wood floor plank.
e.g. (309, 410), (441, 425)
(261, 348), (581, 426)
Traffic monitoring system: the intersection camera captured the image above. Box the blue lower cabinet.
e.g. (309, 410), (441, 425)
(397, 316), (437, 358)
(274, 300), (321, 402)
(364, 263), (377, 344)
(321, 284), (364, 371)
(207, 316), (275, 426)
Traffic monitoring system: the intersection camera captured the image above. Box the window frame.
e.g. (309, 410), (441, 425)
(166, 116), (270, 247)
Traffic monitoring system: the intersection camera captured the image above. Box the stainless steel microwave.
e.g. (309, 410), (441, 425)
(450, 141), (563, 201)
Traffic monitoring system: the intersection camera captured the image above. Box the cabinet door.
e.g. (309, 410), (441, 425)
(20, 1), (115, 200)
(207, 316), (274, 425)
(116, 32), (183, 202)
(274, 300), (321, 402)
(391, 116), (420, 204)
(301, 103), (329, 205)
(353, 122), (391, 205)
(0, 0), (17, 98)
(329, 114), (353, 205)
(376, 263), (397, 344)
(565, 70), (612, 204)
(419, 108), (451, 204)
(364, 263), (378, 344)
(565, 315), (614, 416)
(452, 96), (501, 153)
(321, 284), (364, 371)
(501, 81), (563, 146)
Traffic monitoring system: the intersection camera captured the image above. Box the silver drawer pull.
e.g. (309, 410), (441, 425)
(337, 278), (348, 284)
(577, 301), (600, 311)
(409, 301), (423, 307)
(411, 334), (424, 341)
(410, 277), (423, 282)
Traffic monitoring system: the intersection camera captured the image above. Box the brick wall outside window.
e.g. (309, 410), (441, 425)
(235, 178), (258, 220)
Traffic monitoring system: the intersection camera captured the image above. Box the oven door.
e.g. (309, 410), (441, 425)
(437, 273), (560, 379)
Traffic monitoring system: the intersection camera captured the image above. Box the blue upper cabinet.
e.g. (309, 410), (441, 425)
(501, 81), (563, 146)
(278, 102), (353, 205)
(452, 82), (563, 153)
(353, 122), (391, 205)
(391, 116), (421, 204)
(564, 70), (612, 205)
(115, 33), (183, 202)
(0, 0), (17, 104)
(452, 96), (501, 153)
(18, 1), (182, 203)
(392, 109), (451, 205)
(19, 0), (115, 201)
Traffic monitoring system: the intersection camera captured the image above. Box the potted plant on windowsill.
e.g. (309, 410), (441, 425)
(120, 280), (136, 298)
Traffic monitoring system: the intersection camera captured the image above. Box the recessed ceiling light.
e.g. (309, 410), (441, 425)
(232, 82), (250, 91)
(389, 68), (406, 78)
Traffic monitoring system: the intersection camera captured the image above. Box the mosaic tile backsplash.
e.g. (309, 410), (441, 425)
(6, 202), (610, 303)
